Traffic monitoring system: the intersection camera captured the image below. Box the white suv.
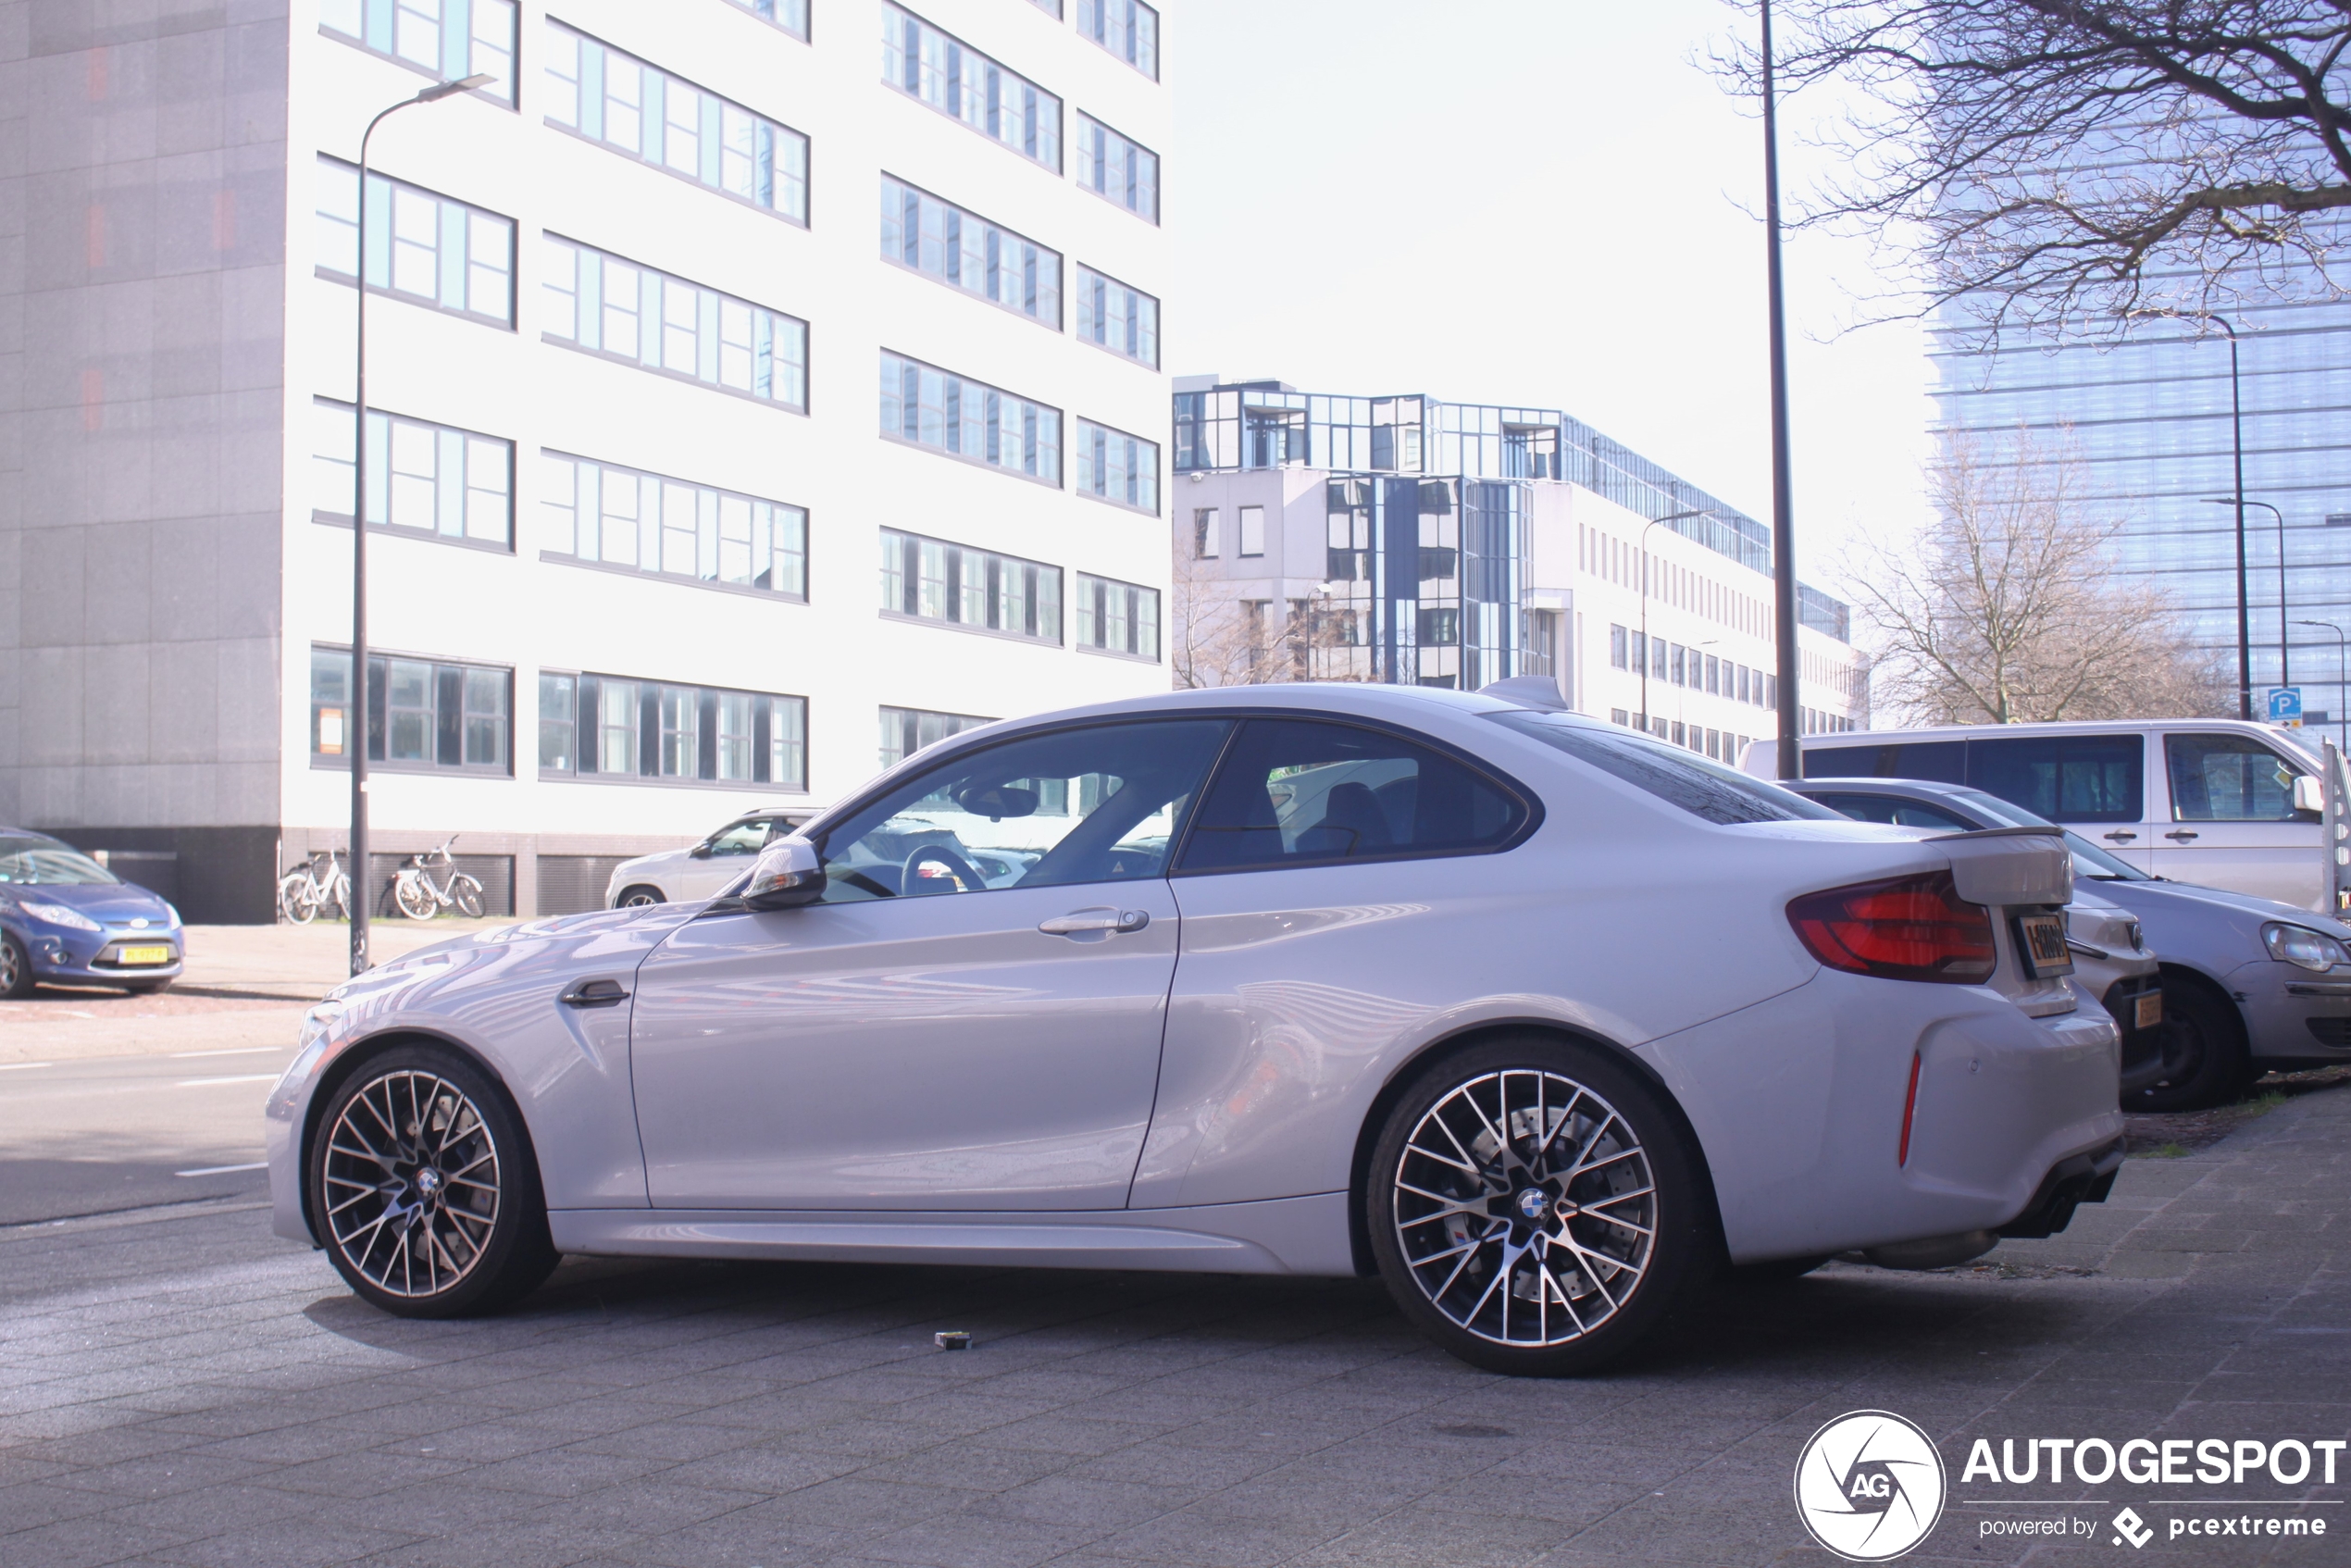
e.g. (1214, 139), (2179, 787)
(604, 809), (808, 908)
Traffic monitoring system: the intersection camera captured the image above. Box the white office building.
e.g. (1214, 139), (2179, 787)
(1169, 378), (1868, 759)
(1, 0), (1173, 920)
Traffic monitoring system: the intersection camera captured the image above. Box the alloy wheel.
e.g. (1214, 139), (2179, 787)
(322, 1069), (502, 1299)
(1390, 1067), (1657, 1348)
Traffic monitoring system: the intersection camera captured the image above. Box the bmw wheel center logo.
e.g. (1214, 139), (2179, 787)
(1794, 1410), (1948, 1562)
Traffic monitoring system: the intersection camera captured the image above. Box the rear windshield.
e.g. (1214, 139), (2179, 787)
(0, 835), (119, 886)
(1492, 713), (1842, 826)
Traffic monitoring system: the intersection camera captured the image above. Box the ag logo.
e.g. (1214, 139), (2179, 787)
(1793, 1410), (1947, 1562)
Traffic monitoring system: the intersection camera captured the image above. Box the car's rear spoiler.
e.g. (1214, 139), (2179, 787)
(1926, 826), (2071, 907)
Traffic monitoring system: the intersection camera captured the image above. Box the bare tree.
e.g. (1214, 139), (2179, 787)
(1167, 547), (1367, 689)
(1715, 3), (2351, 336)
(1847, 433), (2233, 721)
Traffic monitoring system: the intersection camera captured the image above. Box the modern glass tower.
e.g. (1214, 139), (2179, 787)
(1931, 294), (2351, 726)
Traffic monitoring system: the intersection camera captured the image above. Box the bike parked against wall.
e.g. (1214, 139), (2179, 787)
(277, 851), (352, 926)
(392, 837), (484, 921)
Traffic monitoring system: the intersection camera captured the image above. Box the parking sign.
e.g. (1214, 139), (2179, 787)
(2267, 686), (2305, 725)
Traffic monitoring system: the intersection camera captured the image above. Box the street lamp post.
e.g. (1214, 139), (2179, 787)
(1637, 508), (1712, 737)
(2203, 496), (2287, 691)
(347, 72), (491, 979)
(1760, 0), (1802, 778)
(2295, 619), (2348, 753)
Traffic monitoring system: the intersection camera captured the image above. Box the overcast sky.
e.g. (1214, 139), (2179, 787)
(1167, 0), (1929, 600)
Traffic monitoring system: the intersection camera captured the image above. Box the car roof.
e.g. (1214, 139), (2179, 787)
(1798, 717), (2292, 743)
(1794, 778), (1981, 799)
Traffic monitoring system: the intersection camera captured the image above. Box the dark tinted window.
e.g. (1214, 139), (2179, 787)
(2167, 733), (2305, 821)
(1494, 712), (1838, 825)
(1804, 741), (1966, 783)
(1808, 792), (1977, 831)
(1965, 734), (2143, 823)
(1176, 718), (1525, 873)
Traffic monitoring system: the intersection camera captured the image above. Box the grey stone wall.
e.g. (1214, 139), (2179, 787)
(0, 2), (292, 919)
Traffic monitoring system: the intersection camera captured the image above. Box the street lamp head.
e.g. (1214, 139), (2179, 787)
(417, 72), (495, 102)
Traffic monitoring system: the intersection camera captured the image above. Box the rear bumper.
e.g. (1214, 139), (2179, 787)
(1996, 1137), (2126, 1239)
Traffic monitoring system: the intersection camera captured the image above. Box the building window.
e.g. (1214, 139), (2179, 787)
(1077, 0), (1158, 78)
(315, 157), (514, 327)
(1030, 0), (1064, 15)
(1075, 265), (1158, 367)
(318, 0), (516, 103)
(720, 0), (809, 41)
(880, 352), (1062, 483)
(880, 177), (1062, 326)
(310, 646), (512, 774)
(540, 453), (806, 598)
(311, 399), (513, 549)
(544, 236), (808, 411)
(1075, 419), (1160, 513)
(881, 4), (1062, 171)
(1075, 573), (1159, 660)
(879, 706), (993, 769)
(1238, 504), (1265, 556)
(544, 22), (809, 224)
(1075, 114), (1158, 223)
(882, 529), (1063, 642)
(1610, 623), (1628, 670)
(1193, 507), (1219, 558)
(541, 672), (809, 790)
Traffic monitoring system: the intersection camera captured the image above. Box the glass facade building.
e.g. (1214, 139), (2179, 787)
(1933, 295), (2351, 724)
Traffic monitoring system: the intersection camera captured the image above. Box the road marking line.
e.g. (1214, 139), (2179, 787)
(169, 1047), (287, 1059)
(174, 1162), (270, 1178)
(176, 1074), (281, 1088)
(0, 1063), (56, 1072)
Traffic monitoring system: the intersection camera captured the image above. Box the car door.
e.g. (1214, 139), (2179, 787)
(1131, 716), (1533, 1211)
(2154, 731), (2321, 907)
(628, 718), (1230, 1211)
(1963, 731), (2157, 872)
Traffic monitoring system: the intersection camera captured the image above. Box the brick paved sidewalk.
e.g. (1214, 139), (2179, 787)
(2, 1083), (2345, 1568)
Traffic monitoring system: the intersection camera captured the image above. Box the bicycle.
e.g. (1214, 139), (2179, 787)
(278, 850), (353, 925)
(392, 836), (485, 921)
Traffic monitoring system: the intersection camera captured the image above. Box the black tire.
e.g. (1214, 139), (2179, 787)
(1366, 1033), (1712, 1376)
(308, 1042), (558, 1318)
(2129, 974), (2251, 1113)
(0, 932), (34, 999)
(615, 886), (665, 909)
(122, 978), (173, 996)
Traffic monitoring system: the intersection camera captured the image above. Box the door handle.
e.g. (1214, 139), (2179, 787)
(560, 977), (630, 1008)
(1038, 908), (1151, 937)
(2104, 830), (2137, 842)
(2165, 829), (2201, 842)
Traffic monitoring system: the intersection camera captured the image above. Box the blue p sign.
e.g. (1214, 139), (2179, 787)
(2268, 686), (2305, 723)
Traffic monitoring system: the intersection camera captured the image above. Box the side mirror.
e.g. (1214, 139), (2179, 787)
(688, 842), (714, 859)
(742, 836), (825, 910)
(2295, 773), (2327, 815)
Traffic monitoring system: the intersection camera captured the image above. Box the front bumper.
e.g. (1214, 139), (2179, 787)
(22, 927), (182, 984)
(2221, 959), (2351, 1068)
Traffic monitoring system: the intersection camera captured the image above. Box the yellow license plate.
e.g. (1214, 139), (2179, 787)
(2134, 991), (2163, 1031)
(118, 945), (172, 965)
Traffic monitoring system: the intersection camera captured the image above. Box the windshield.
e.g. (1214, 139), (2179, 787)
(0, 835), (120, 886)
(1490, 712), (1841, 826)
(1944, 788), (2149, 880)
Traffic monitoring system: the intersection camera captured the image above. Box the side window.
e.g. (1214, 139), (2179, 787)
(2166, 734), (2304, 822)
(1810, 793), (1975, 831)
(1965, 734), (2143, 823)
(1802, 741), (1964, 783)
(815, 720), (1230, 902)
(703, 820), (770, 856)
(1176, 718), (1525, 874)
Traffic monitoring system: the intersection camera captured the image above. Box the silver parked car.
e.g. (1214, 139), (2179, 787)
(267, 685), (2122, 1375)
(1794, 777), (2351, 1108)
(604, 807), (808, 908)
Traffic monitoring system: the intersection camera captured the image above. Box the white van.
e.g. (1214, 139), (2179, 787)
(1745, 719), (2340, 912)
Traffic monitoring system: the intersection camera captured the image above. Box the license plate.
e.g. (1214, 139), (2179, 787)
(2015, 913), (2073, 977)
(2134, 991), (2163, 1031)
(118, 945), (172, 965)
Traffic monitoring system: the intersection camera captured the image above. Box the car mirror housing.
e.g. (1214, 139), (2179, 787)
(742, 837), (825, 910)
(2294, 773), (2326, 815)
(688, 843), (714, 859)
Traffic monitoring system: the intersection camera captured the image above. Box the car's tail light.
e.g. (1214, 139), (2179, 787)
(1787, 871), (1996, 984)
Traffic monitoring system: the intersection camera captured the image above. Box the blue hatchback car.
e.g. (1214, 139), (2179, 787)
(0, 829), (183, 998)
